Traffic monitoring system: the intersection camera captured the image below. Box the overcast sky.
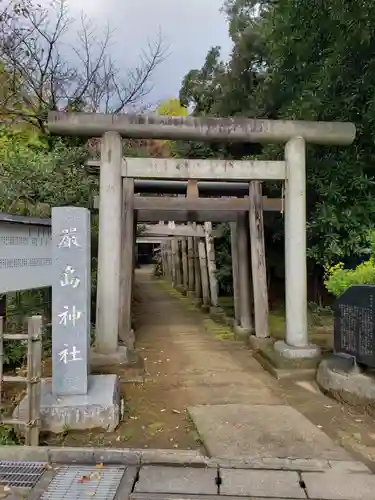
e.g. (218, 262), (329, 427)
(65, 0), (233, 107)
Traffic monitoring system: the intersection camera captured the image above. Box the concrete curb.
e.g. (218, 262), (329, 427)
(0, 447), (206, 466)
(0, 446), (370, 474)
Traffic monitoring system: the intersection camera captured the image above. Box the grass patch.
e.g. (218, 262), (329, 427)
(185, 411), (204, 446)
(218, 296), (235, 317)
(203, 318), (235, 340)
(118, 431), (133, 442)
(219, 296), (333, 350)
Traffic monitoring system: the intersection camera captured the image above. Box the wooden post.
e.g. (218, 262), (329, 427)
(187, 182), (200, 300)
(249, 181), (269, 338)
(161, 241), (169, 277)
(169, 220), (180, 288)
(26, 315), (42, 447)
(167, 233), (175, 286)
(237, 213), (253, 332)
(230, 222), (241, 326)
(204, 222), (219, 308)
(193, 229), (202, 301)
(198, 239), (210, 307)
(181, 237), (189, 292)
(167, 222), (175, 286)
(187, 233), (195, 295)
(120, 177), (135, 348)
(173, 238), (182, 287)
(159, 223), (169, 278)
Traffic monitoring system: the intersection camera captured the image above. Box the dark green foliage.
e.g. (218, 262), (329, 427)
(178, 0), (375, 295)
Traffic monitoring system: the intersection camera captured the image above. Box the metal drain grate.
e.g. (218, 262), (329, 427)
(40, 465), (125, 500)
(0, 461), (47, 488)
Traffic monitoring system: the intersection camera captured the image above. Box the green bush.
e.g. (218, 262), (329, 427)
(324, 260), (375, 297)
(324, 231), (375, 297)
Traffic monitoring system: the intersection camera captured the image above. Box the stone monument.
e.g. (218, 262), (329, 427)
(333, 285), (375, 368)
(317, 285), (375, 415)
(52, 207), (91, 395)
(14, 207), (120, 433)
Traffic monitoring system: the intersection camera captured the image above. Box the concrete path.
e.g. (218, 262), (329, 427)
(132, 268), (353, 463)
(133, 267), (281, 408)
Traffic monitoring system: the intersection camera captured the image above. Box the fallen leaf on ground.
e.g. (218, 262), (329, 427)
(78, 476), (90, 483)
(90, 472), (101, 480)
(160, 409), (166, 412)
(3, 485), (10, 492)
(172, 409), (181, 414)
(95, 463), (104, 468)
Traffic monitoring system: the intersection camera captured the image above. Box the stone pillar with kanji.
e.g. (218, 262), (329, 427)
(51, 207), (91, 396)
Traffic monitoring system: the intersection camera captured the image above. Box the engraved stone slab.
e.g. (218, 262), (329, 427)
(52, 207), (91, 396)
(334, 285), (375, 368)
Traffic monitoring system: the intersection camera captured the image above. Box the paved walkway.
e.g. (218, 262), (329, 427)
(131, 268), (373, 464)
(133, 267), (282, 408)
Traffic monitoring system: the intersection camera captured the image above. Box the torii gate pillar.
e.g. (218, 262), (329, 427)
(92, 131), (127, 364)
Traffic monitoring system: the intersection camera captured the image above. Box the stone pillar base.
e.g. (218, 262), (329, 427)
(248, 334), (273, 351)
(120, 329), (135, 351)
(13, 374), (120, 433)
(175, 284), (186, 295)
(233, 325), (252, 341)
(209, 306), (224, 315)
(90, 345), (128, 369)
(192, 297), (202, 307)
(274, 340), (321, 359)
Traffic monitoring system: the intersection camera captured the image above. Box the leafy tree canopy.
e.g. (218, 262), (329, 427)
(179, 0), (375, 272)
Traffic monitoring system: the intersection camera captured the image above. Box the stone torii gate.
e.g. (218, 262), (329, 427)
(48, 112), (355, 364)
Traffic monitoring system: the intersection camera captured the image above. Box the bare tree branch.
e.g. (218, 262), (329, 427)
(0, 0), (168, 129)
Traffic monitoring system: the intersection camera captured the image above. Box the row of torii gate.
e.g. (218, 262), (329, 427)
(92, 178), (281, 343)
(47, 112), (356, 364)
(141, 215), (266, 339)
(133, 185), (279, 341)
